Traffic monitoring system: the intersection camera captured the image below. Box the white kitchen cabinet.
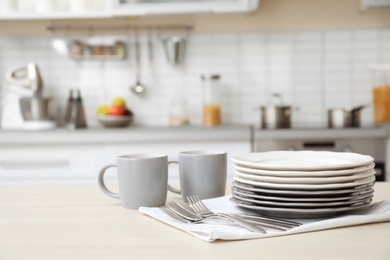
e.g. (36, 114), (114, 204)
(112, 0), (259, 16)
(0, 141), (249, 184)
(0, 0), (259, 20)
(0, 145), (112, 183)
(0, 126), (251, 184)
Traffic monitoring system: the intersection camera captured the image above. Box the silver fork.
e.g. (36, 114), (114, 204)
(173, 201), (291, 232)
(187, 196), (266, 234)
(187, 195), (301, 228)
(161, 203), (230, 224)
(166, 202), (226, 223)
(159, 204), (194, 223)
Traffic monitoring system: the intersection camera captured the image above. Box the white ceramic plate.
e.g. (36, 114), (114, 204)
(232, 180), (375, 197)
(231, 186), (375, 202)
(234, 169), (375, 185)
(233, 174), (376, 191)
(232, 190), (374, 208)
(232, 151), (374, 171)
(230, 196), (372, 219)
(232, 162), (375, 177)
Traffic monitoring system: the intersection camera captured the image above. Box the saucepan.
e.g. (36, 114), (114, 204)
(328, 105), (368, 128)
(256, 93), (297, 129)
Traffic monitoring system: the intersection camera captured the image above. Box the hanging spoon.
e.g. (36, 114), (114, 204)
(130, 30), (146, 95)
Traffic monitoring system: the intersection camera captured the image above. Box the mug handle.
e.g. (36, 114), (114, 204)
(167, 161), (181, 194)
(98, 164), (120, 199)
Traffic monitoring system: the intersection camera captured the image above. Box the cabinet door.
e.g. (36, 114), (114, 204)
(0, 141), (250, 184)
(0, 145), (111, 183)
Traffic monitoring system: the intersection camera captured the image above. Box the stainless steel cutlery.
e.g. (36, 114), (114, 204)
(159, 195), (301, 234)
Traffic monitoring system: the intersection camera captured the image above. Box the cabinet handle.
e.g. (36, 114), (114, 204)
(0, 160), (69, 169)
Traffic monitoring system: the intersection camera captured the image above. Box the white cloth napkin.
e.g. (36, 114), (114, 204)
(139, 195), (390, 242)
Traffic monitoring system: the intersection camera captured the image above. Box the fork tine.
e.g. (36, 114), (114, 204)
(187, 196), (196, 208)
(187, 195), (194, 204)
(167, 202), (201, 221)
(187, 196), (204, 214)
(194, 195), (211, 213)
(174, 201), (199, 217)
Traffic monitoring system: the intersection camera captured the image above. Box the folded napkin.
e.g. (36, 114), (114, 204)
(139, 195), (390, 242)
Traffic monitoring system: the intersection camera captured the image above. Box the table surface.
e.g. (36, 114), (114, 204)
(1, 182), (389, 260)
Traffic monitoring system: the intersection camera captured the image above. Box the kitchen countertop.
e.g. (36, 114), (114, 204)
(254, 127), (389, 140)
(1, 125), (390, 146)
(0, 125), (252, 145)
(0, 182), (389, 259)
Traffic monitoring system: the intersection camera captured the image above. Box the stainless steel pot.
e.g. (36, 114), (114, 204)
(258, 93), (293, 129)
(328, 108), (350, 128)
(261, 105), (291, 129)
(328, 105), (366, 128)
(19, 97), (54, 121)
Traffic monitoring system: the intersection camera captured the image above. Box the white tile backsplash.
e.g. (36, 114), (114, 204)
(0, 28), (388, 128)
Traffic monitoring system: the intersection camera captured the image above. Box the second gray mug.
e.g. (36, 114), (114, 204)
(169, 150), (227, 201)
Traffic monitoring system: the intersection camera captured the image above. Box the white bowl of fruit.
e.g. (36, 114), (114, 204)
(96, 98), (133, 128)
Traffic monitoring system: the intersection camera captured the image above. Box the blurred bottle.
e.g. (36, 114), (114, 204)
(64, 89), (87, 129)
(64, 89), (74, 126)
(372, 65), (390, 125)
(202, 74), (221, 127)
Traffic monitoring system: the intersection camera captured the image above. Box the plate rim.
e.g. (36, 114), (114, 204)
(229, 196), (372, 219)
(232, 162), (375, 177)
(231, 185), (375, 202)
(232, 180), (375, 196)
(233, 174), (376, 191)
(234, 169), (376, 185)
(232, 151), (374, 171)
(231, 190), (374, 208)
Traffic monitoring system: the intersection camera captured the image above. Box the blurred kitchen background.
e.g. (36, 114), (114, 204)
(0, 0), (389, 128)
(0, 0), (389, 184)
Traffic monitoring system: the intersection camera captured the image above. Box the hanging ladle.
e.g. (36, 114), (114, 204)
(130, 30), (146, 95)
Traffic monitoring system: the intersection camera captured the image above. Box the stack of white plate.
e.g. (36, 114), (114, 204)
(230, 151), (376, 219)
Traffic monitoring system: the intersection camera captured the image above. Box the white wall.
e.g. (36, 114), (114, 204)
(0, 28), (389, 128)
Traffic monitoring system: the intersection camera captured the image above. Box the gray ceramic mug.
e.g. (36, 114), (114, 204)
(168, 150), (227, 201)
(98, 154), (175, 209)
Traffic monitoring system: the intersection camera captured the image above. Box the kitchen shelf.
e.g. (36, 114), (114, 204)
(70, 55), (126, 61)
(67, 39), (127, 61)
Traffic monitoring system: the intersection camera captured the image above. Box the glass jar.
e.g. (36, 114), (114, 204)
(168, 89), (189, 126)
(372, 65), (390, 125)
(202, 74), (221, 127)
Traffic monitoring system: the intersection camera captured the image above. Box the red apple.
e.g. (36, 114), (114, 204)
(108, 105), (125, 116)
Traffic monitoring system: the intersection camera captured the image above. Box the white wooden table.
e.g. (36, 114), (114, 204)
(0, 182), (389, 260)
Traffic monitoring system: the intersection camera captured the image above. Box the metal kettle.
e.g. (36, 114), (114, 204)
(6, 63), (43, 95)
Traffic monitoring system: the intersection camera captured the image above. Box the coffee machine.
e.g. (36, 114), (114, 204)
(1, 63), (57, 130)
